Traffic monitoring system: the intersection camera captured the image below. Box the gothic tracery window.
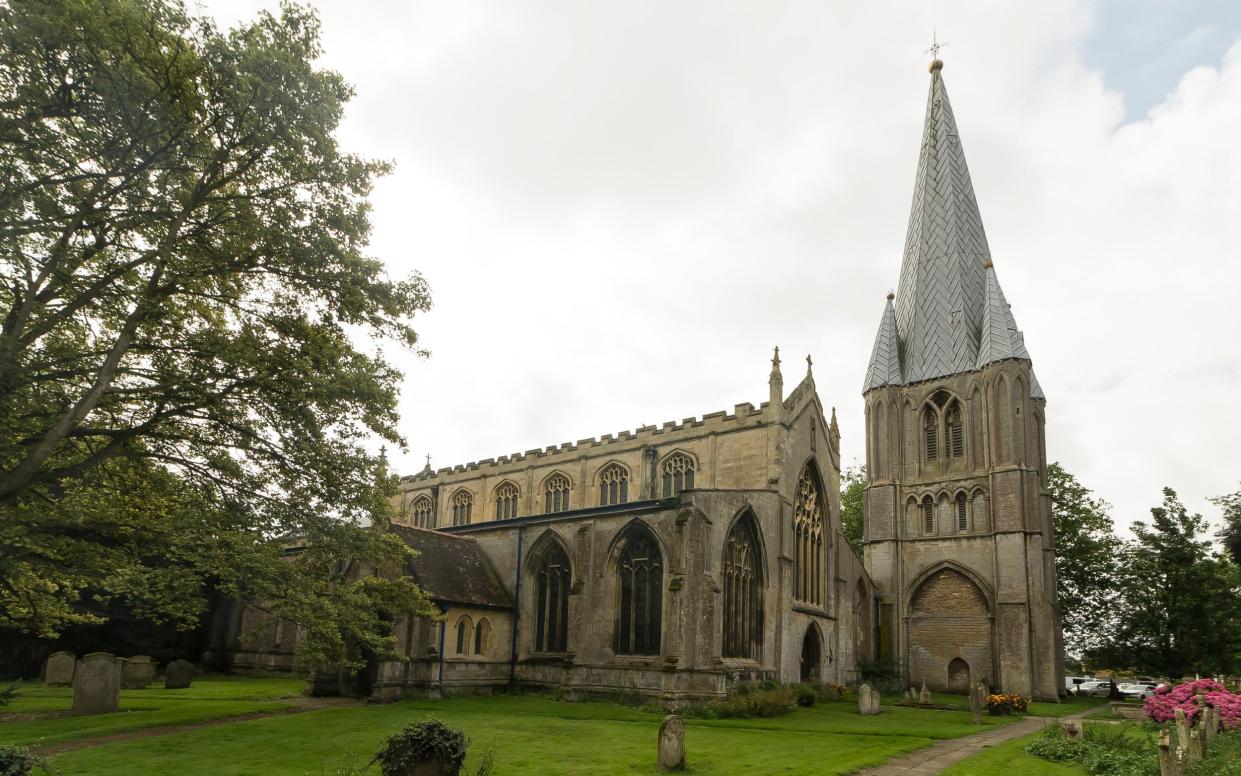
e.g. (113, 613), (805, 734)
(544, 473), (571, 513)
(616, 526), (663, 655)
(661, 453), (695, 498)
(722, 514), (763, 660)
(495, 481), (519, 520)
(598, 463), (629, 506)
(451, 490), (473, 526)
(793, 465), (825, 607)
(534, 542), (571, 652)
(947, 401), (964, 458)
(410, 495), (433, 528)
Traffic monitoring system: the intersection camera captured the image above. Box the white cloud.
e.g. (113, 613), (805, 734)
(203, 1), (1241, 533)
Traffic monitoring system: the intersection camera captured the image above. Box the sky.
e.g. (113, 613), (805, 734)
(200, 0), (1241, 535)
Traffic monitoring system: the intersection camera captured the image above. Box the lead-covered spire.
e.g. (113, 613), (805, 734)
(863, 292), (902, 392)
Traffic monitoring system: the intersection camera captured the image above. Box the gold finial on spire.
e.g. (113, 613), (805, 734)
(926, 29), (946, 72)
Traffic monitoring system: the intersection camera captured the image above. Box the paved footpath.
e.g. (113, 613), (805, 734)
(853, 708), (1095, 775)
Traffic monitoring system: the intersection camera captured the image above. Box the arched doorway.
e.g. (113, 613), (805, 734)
(800, 624), (822, 682)
(948, 657), (970, 693)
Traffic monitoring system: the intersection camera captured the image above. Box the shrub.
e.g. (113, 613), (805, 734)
(712, 686), (797, 718)
(1025, 725), (1159, 776)
(1145, 679), (1241, 729)
(0, 745), (42, 776)
(371, 719), (469, 776)
(793, 684), (817, 707)
(1186, 730), (1241, 776)
(0, 681), (18, 707)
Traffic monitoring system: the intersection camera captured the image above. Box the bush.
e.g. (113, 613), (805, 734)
(793, 684), (817, 707)
(1024, 724), (1159, 776)
(1145, 679), (1241, 729)
(371, 719), (469, 776)
(712, 686), (797, 718)
(0, 681), (18, 707)
(0, 746), (43, 776)
(1187, 730), (1241, 776)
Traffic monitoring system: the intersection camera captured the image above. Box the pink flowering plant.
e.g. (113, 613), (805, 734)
(1143, 678), (1241, 729)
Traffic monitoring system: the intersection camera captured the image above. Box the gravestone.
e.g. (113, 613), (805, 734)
(164, 659), (195, 689)
(857, 683), (881, 715)
(72, 652), (122, 715)
(658, 714), (686, 771)
(121, 655), (155, 689)
(918, 681), (933, 705)
(1060, 720), (1083, 739)
(968, 681), (984, 724)
(44, 651), (76, 686)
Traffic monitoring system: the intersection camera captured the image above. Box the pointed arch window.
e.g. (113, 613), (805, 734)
(410, 495), (434, 529)
(661, 453), (695, 498)
(534, 542), (571, 653)
(922, 495), (935, 534)
(544, 474), (571, 513)
(451, 490), (473, 526)
(474, 618), (491, 656)
(722, 514), (763, 660)
(946, 401), (964, 459)
(955, 492), (968, 531)
(793, 466), (825, 607)
(616, 527), (663, 655)
(923, 405), (939, 461)
(494, 481), (519, 520)
(598, 463), (629, 506)
(455, 616), (472, 655)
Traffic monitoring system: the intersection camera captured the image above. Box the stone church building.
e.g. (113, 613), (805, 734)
(206, 59), (1064, 702)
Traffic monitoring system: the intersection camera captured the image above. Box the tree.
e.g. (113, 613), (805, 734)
(0, 0), (437, 668)
(1046, 463), (1122, 656)
(1212, 486), (1241, 567)
(840, 465), (865, 555)
(1090, 488), (1241, 677)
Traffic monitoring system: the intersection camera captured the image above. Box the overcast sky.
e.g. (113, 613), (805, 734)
(201, 1), (1241, 535)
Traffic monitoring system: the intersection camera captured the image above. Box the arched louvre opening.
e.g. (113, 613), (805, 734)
(955, 492), (968, 531)
(598, 463), (629, 506)
(661, 453), (695, 498)
(793, 465), (825, 607)
(946, 401), (964, 458)
(534, 542), (571, 653)
(922, 495), (935, 534)
(494, 482), (519, 520)
(722, 513), (763, 660)
(616, 527), (663, 655)
(923, 405), (939, 461)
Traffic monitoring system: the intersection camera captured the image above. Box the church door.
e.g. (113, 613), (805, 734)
(948, 657), (970, 694)
(800, 625), (822, 682)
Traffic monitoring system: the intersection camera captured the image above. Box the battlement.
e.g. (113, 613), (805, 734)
(399, 399), (771, 484)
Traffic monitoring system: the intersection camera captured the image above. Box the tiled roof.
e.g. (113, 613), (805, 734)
(864, 62), (1041, 399)
(390, 525), (513, 610)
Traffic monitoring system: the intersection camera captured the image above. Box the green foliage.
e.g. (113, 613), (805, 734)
(840, 465), (866, 555)
(1187, 730), (1241, 776)
(1047, 463), (1123, 656)
(0, 681), (18, 707)
(1024, 724), (1159, 776)
(0, 0), (437, 668)
(1089, 488), (1241, 677)
(371, 719), (469, 776)
(793, 683), (817, 707)
(0, 745), (43, 776)
(710, 685), (797, 718)
(1212, 486), (1241, 568)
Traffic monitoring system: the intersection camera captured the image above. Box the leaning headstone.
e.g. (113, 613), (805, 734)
(1060, 719), (1083, 739)
(121, 655), (155, 689)
(658, 714), (686, 771)
(164, 659), (195, 689)
(918, 681), (933, 706)
(968, 682), (984, 725)
(44, 651), (76, 686)
(72, 652), (122, 715)
(1174, 708), (1190, 753)
(1158, 730), (1182, 776)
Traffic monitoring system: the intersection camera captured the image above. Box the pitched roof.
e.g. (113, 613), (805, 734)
(863, 294), (903, 392)
(866, 61), (1040, 398)
(390, 524), (513, 610)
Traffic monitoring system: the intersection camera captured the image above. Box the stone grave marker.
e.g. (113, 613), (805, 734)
(164, 659), (195, 689)
(121, 655), (155, 689)
(44, 651), (76, 686)
(658, 714), (686, 771)
(918, 681), (933, 705)
(72, 652), (122, 715)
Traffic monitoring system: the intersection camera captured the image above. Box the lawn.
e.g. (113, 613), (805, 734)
(940, 729), (1088, 775)
(24, 686), (1022, 776)
(0, 676), (305, 748)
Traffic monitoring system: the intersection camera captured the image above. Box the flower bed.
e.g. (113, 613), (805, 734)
(1144, 679), (1241, 729)
(985, 694), (1029, 715)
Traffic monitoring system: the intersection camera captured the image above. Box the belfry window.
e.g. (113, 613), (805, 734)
(662, 453), (695, 498)
(922, 495), (935, 534)
(410, 495), (433, 529)
(722, 514), (763, 660)
(947, 401), (964, 458)
(924, 406), (939, 461)
(616, 527), (663, 655)
(544, 474), (571, 513)
(534, 542), (571, 652)
(956, 492), (968, 531)
(495, 482), (519, 520)
(793, 465), (825, 607)
(598, 463), (629, 506)
(451, 490), (473, 526)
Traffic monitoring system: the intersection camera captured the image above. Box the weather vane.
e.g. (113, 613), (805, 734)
(926, 29), (947, 60)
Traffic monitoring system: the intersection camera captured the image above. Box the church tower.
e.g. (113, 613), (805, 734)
(861, 57), (1064, 700)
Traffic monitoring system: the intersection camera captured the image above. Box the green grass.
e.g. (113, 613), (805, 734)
(940, 729), (1088, 775)
(0, 676), (305, 747)
(34, 691), (1020, 776)
(920, 690), (1107, 718)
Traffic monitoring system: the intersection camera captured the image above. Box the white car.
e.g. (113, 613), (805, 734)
(1119, 682), (1159, 700)
(1074, 680), (1114, 697)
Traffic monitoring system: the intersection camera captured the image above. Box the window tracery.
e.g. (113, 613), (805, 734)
(661, 453), (695, 498)
(722, 514), (763, 660)
(451, 490), (473, 526)
(494, 481), (519, 520)
(534, 542), (571, 652)
(598, 463), (629, 506)
(616, 527), (662, 655)
(410, 495), (434, 529)
(793, 465), (825, 607)
(544, 473), (571, 513)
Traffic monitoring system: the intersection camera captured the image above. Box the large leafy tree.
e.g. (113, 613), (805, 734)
(1090, 489), (1241, 677)
(1212, 486), (1241, 567)
(839, 465), (865, 555)
(0, 0), (437, 668)
(1046, 463), (1122, 655)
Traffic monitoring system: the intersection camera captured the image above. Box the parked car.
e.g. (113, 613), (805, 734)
(1065, 676), (1094, 693)
(1075, 680), (1117, 697)
(1120, 682), (1159, 700)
